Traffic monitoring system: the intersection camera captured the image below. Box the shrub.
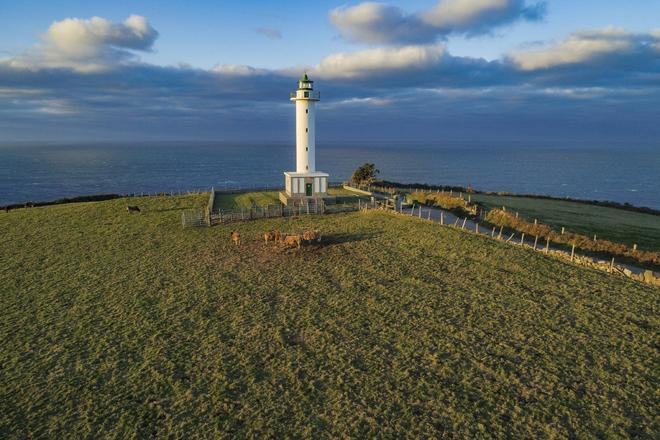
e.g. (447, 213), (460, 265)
(408, 192), (477, 216)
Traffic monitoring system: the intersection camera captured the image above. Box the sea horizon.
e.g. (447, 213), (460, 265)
(1, 140), (659, 209)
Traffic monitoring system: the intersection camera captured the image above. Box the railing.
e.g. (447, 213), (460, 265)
(290, 91), (320, 100)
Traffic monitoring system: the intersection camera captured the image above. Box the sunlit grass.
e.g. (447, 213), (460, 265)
(472, 193), (660, 251)
(0, 195), (657, 437)
(213, 187), (365, 210)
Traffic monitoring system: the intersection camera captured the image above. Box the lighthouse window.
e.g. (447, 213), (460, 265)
(306, 147), (308, 151)
(306, 165), (308, 170)
(304, 91), (309, 98)
(306, 109), (308, 114)
(305, 128), (308, 133)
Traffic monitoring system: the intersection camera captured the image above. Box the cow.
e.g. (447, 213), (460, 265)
(231, 231), (241, 246)
(127, 205), (141, 214)
(264, 230), (277, 243)
(281, 234), (301, 249)
(302, 230), (322, 243)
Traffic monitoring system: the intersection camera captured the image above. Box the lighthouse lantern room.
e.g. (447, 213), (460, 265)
(281, 73), (329, 203)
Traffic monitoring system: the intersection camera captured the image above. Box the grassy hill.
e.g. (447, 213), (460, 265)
(471, 193), (660, 251)
(1, 195), (657, 438)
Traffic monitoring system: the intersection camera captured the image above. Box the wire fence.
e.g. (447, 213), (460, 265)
(182, 198), (381, 228)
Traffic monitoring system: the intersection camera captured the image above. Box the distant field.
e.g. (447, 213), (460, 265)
(472, 194), (660, 251)
(1, 196), (657, 438)
(213, 187), (365, 210)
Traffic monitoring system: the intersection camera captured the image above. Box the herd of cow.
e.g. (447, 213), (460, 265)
(230, 229), (321, 249)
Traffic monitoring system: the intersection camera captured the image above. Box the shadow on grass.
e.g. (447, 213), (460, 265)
(315, 231), (383, 246)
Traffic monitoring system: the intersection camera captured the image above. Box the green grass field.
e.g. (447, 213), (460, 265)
(1, 196), (657, 438)
(213, 187), (364, 210)
(471, 194), (660, 251)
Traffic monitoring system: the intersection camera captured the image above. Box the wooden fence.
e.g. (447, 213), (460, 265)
(194, 199), (378, 227)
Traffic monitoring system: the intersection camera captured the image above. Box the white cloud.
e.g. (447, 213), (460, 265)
(313, 43), (446, 79)
(255, 27), (282, 40)
(329, 0), (545, 45)
(423, 0), (544, 32)
(509, 27), (652, 70)
(329, 3), (433, 44)
(8, 15), (158, 72)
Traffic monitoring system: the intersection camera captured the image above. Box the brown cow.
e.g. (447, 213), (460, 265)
(127, 205), (141, 214)
(302, 230), (321, 243)
(264, 230), (277, 243)
(281, 234), (301, 249)
(230, 231), (241, 246)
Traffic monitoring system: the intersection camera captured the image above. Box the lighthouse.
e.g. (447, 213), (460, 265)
(281, 73), (329, 204)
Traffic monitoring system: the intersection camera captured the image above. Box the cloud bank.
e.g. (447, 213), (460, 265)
(330, 0), (546, 44)
(510, 27), (660, 70)
(0, 14), (658, 143)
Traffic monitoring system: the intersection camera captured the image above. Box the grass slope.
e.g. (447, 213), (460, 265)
(1, 196), (657, 438)
(471, 193), (660, 251)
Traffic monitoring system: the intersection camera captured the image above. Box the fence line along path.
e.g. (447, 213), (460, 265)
(182, 188), (385, 228)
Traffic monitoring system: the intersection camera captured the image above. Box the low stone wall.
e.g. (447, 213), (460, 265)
(545, 249), (660, 286)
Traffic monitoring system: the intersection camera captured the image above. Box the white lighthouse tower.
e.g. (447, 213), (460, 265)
(281, 73), (329, 204)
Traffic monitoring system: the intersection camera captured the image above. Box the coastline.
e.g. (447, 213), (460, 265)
(2, 183), (659, 216)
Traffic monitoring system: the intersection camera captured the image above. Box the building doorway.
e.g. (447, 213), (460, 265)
(305, 183), (313, 196)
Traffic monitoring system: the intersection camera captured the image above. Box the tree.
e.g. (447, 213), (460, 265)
(351, 163), (380, 186)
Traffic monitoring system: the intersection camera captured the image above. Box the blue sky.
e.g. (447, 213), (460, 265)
(1, 0), (659, 143)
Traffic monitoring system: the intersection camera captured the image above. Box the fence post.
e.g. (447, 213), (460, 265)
(545, 237), (550, 254)
(491, 226), (495, 237)
(520, 233), (525, 246)
(498, 226), (503, 239)
(609, 257), (615, 273)
(570, 244), (575, 262)
(427, 210), (431, 221)
(533, 235), (538, 250)
(461, 218), (466, 229)
(440, 211), (444, 225)
(561, 226), (565, 235)
(419, 207), (422, 218)
(475, 223), (479, 234)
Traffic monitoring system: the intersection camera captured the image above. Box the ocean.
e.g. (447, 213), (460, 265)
(1, 141), (659, 208)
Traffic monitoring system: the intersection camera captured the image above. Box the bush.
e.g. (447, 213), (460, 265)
(408, 192), (477, 216)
